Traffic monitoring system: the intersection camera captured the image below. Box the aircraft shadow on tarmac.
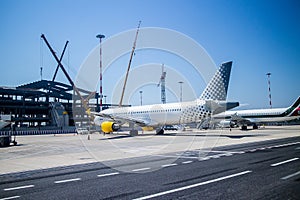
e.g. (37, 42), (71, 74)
(99, 132), (268, 140)
(99, 134), (133, 140)
(161, 133), (268, 139)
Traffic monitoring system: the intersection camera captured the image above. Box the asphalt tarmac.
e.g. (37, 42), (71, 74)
(0, 126), (299, 199)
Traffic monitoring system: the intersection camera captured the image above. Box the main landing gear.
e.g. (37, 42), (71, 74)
(156, 128), (164, 135)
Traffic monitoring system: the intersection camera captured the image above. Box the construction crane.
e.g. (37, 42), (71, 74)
(157, 64), (166, 104)
(52, 41), (69, 82)
(119, 21), (141, 107)
(41, 34), (95, 112)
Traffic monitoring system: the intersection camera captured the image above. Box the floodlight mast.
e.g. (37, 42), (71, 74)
(96, 34), (105, 111)
(266, 72), (272, 108)
(178, 81), (183, 102)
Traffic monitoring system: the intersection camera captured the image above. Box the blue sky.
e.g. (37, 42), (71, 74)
(0, 0), (299, 108)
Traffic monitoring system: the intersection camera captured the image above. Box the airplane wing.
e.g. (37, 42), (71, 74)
(231, 113), (256, 125)
(90, 111), (150, 127)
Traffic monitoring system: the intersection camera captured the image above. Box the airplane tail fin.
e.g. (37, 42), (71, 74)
(199, 61), (232, 101)
(286, 96), (300, 116)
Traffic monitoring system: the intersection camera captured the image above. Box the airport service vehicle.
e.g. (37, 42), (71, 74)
(92, 61), (239, 135)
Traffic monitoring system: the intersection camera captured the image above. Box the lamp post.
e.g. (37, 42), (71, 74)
(178, 81), (183, 102)
(96, 34), (105, 111)
(139, 91), (143, 106)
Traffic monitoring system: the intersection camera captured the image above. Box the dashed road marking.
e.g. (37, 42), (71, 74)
(271, 158), (299, 167)
(198, 157), (210, 161)
(162, 163), (177, 168)
(0, 196), (20, 200)
(132, 168), (151, 172)
(4, 185), (34, 191)
(281, 171), (300, 180)
(182, 161), (193, 164)
(97, 172), (120, 177)
(133, 170), (252, 200)
(54, 178), (81, 184)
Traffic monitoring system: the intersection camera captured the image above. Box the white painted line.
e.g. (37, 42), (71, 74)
(210, 155), (220, 159)
(0, 196), (20, 200)
(54, 178), (81, 184)
(182, 161), (193, 164)
(156, 154), (198, 159)
(281, 171), (300, 180)
(206, 150), (242, 154)
(198, 157), (210, 161)
(162, 163), (177, 168)
(4, 185), (34, 191)
(271, 158), (299, 167)
(97, 172), (119, 177)
(133, 170), (252, 200)
(132, 168), (151, 172)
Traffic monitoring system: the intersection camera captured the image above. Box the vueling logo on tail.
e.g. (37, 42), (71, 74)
(199, 61), (232, 101)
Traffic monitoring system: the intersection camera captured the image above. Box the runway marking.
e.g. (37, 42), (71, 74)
(182, 161), (193, 164)
(0, 196), (20, 200)
(156, 154), (198, 159)
(4, 185), (34, 191)
(271, 158), (299, 167)
(162, 163), (177, 168)
(133, 170), (252, 200)
(198, 157), (210, 161)
(206, 150), (243, 154)
(132, 168), (151, 172)
(281, 171), (300, 180)
(54, 178), (81, 184)
(97, 172), (119, 177)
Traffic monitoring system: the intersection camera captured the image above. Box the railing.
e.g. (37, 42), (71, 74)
(0, 128), (77, 136)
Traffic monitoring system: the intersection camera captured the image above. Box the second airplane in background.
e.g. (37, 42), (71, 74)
(210, 96), (300, 130)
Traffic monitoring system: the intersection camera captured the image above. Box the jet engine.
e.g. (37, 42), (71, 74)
(219, 120), (235, 128)
(101, 121), (120, 133)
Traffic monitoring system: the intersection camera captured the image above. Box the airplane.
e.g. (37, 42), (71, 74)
(211, 96), (300, 130)
(92, 61), (239, 135)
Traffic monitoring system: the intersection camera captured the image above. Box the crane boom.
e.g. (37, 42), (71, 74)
(41, 34), (94, 111)
(119, 21), (141, 107)
(52, 41), (69, 82)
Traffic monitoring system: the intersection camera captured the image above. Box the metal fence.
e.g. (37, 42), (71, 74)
(0, 128), (77, 136)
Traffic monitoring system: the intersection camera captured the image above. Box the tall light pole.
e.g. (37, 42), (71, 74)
(178, 81), (183, 102)
(96, 34), (105, 111)
(266, 72), (272, 108)
(104, 95), (107, 104)
(139, 90), (143, 106)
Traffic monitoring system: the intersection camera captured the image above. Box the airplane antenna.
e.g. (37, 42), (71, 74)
(119, 21), (141, 107)
(266, 72), (272, 108)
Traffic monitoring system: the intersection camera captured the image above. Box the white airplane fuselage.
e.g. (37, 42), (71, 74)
(100, 100), (213, 127)
(217, 108), (298, 123)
